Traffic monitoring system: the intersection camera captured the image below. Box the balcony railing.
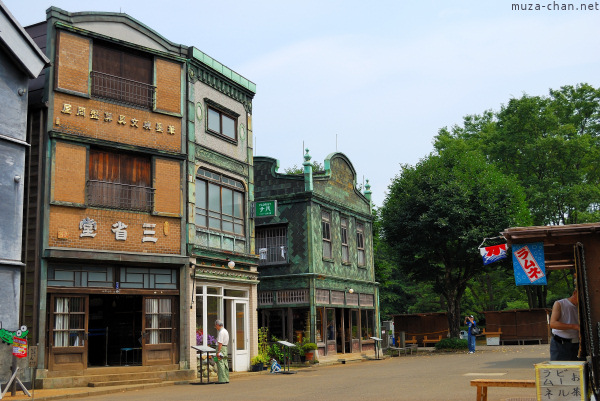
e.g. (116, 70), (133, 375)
(91, 71), (155, 109)
(87, 180), (154, 212)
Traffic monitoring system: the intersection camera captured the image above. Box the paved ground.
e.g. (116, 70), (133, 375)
(6, 344), (549, 401)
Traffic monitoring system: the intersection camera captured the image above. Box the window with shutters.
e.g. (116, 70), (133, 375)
(87, 149), (153, 212)
(91, 42), (155, 109)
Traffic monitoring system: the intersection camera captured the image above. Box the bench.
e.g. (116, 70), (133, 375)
(422, 334), (443, 346)
(404, 335), (417, 345)
(470, 379), (535, 401)
(500, 338), (542, 345)
(482, 329), (502, 346)
(389, 344), (417, 356)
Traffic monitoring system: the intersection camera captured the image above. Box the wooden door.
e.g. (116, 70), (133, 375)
(48, 295), (88, 371)
(142, 297), (177, 366)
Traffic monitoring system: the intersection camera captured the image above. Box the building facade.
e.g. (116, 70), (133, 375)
(23, 8), (192, 377)
(185, 48), (259, 372)
(254, 150), (380, 357)
(0, 0), (49, 382)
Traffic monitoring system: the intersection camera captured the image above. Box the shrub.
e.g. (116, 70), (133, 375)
(435, 337), (468, 350)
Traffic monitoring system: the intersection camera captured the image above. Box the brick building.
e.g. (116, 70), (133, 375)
(185, 48), (259, 372)
(254, 150), (380, 358)
(23, 8), (193, 382)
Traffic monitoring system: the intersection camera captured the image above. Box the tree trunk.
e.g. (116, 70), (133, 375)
(445, 291), (462, 338)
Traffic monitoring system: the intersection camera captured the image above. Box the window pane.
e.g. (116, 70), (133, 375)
(323, 241), (332, 259)
(222, 188), (233, 215)
(196, 180), (207, 209)
(208, 108), (220, 132)
(236, 303), (246, 351)
(233, 192), (243, 218)
(222, 115), (235, 139)
(208, 183), (221, 212)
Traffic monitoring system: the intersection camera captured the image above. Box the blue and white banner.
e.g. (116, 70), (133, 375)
(480, 244), (508, 265)
(511, 242), (547, 286)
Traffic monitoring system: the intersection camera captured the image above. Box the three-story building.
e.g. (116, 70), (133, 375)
(24, 8), (192, 379)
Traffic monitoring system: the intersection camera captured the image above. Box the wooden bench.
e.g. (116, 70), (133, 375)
(404, 335), (417, 345)
(389, 344), (417, 356)
(422, 334), (443, 346)
(470, 379), (535, 401)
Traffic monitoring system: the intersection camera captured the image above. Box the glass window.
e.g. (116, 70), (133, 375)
(326, 309), (335, 341)
(322, 211), (332, 259)
(224, 289), (247, 298)
(341, 217), (349, 263)
(255, 226), (287, 266)
(351, 310), (359, 339)
(145, 298), (173, 344)
(316, 308), (324, 343)
(53, 297), (85, 347)
(357, 222), (365, 266)
(195, 169), (245, 235)
(361, 309), (374, 340)
(207, 106), (237, 140)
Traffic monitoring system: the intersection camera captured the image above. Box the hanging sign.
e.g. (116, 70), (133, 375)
(12, 336), (28, 358)
(512, 242), (547, 286)
(480, 244), (508, 265)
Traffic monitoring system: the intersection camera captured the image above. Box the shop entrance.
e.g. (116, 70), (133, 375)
(88, 295), (143, 367)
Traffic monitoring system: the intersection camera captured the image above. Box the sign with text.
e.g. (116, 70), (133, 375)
(12, 337), (27, 358)
(536, 361), (586, 401)
(252, 200), (277, 218)
(512, 242), (547, 286)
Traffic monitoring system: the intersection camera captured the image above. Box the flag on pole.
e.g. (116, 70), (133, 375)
(480, 244), (508, 265)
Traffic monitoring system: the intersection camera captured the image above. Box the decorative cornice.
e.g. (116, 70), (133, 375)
(188, 64), (253, 114)
(194, 267), (258, 282)
(196, 147), (249, 177)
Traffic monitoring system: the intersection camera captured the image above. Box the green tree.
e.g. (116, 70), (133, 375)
(380, 146), (531, 337)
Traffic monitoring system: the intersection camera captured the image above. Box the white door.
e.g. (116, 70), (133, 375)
(231, 301), (249, 371)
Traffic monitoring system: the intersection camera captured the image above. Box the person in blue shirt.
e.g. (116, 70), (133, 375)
(464, 315), (477, 354)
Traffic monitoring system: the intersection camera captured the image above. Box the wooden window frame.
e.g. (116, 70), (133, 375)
(322, 210), (332, 260)
(357, 222), (365, 267)
(341, 217), (349, 264)
(205, 100), (239, 142)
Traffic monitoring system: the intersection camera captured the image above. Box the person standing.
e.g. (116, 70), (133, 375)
(214, 319), (230, 383)
(464, 315), (477, 354)
(550, 289), (580, 361)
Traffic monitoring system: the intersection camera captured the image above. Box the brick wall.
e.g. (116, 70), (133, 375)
(155, 58), (182, 115)
(48, 205), (181, 254)
(52, 141), (86, 204)
(53, 92), (182, 153)
(154, 158), (181, 215)
(55, 30), (90, 95)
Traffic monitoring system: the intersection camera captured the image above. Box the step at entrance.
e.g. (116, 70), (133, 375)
(36, 365), (196, 389)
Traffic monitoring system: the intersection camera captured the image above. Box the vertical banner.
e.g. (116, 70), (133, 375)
(512, 242), (547, 286)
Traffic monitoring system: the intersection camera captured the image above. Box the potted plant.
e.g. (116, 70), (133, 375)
(251, 327), (271, 371)
(303, 342), (318, 362)
(251, 354), (269, 371)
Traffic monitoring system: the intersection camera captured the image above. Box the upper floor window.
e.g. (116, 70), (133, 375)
(322, 210), (332, 259)
(195, 168), (244, 235)
(256, 226), (288, 266)
(341, 217), (349, 264)
(87, 149), (153, 212)
(357, 222), (365, 266)
(91, 43), (155, 109)
(205, 99), (239, 141)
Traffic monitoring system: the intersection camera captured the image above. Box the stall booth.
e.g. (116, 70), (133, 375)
(502, 223), (600, 399)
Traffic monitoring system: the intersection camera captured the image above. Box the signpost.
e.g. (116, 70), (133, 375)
(252, 201), (277, 218)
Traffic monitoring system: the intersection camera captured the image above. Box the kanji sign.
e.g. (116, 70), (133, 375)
(512, 242), (547, 286)
(253, 201), (277, 218)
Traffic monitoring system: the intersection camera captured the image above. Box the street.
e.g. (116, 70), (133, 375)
(59, 344), (549, 401)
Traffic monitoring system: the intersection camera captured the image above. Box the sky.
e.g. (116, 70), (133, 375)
(5, 0), (600, 207)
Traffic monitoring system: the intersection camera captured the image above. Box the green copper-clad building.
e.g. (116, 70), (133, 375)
(254, 150), (379, 357)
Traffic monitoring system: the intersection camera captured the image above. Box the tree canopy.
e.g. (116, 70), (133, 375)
(380, 145), (531, 337)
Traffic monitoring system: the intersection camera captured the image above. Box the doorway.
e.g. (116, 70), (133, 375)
(88, 295), (142, 366)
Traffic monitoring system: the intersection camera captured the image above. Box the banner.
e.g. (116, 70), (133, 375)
(512, 242), (547, 286)
(480, 244), (508, 265)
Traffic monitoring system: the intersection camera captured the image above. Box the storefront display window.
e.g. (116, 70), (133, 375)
(361, 309), (374, 340)
(316, 308), (324, 342)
